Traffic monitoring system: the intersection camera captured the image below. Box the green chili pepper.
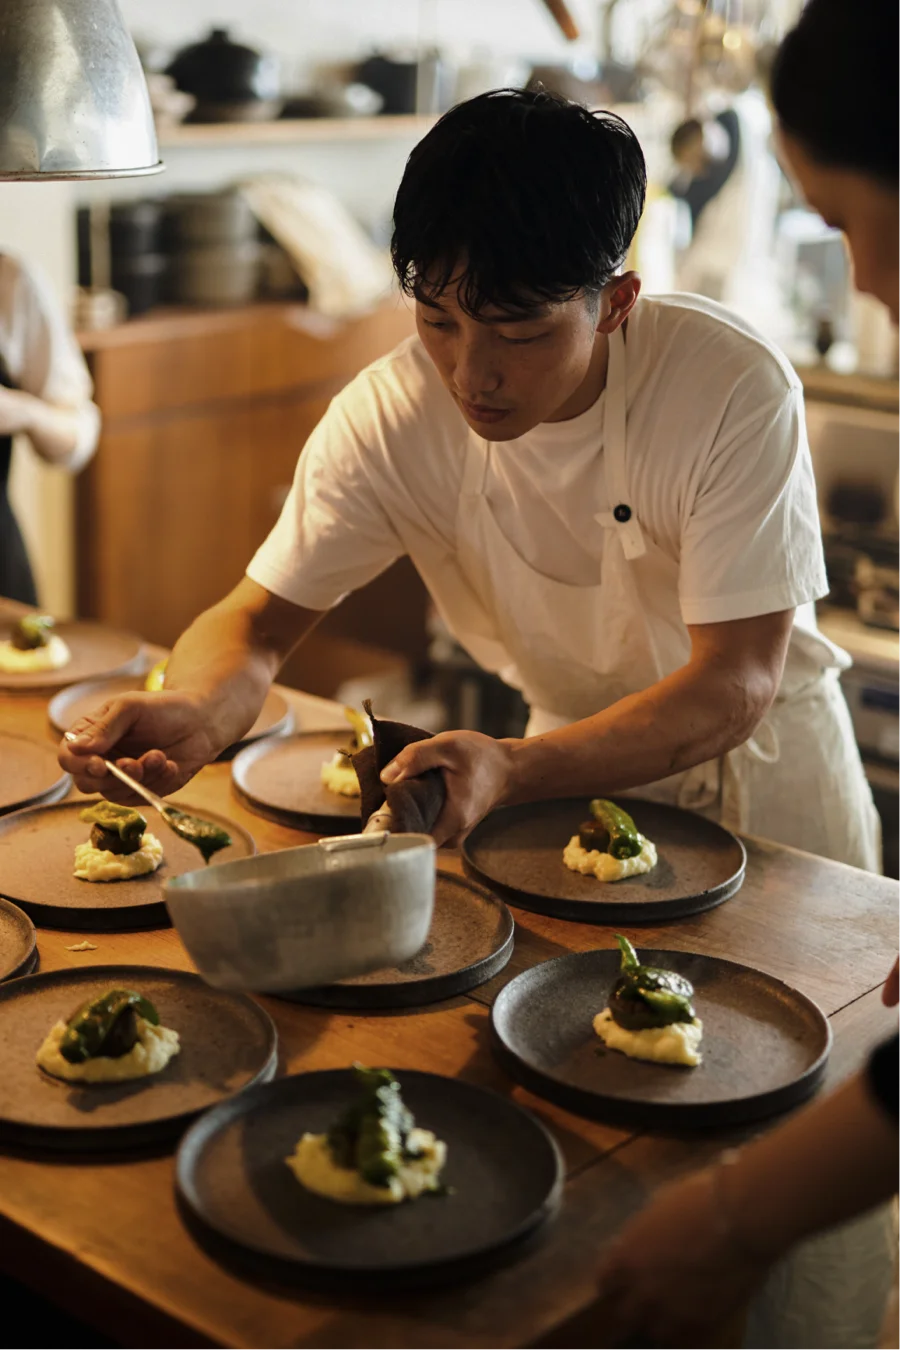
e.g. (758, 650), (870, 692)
(59, 988), (160, 1064)
(608, 934), (696, 1031)
(589, 800), (643, 859)
(326, 1064), (417, 1188)
(10, 614), (54, 651)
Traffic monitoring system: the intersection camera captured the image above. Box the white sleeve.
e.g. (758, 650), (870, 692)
(246, 392), (404, 611)
(678, 384), (829, 625)
(2, 255), (100, 471)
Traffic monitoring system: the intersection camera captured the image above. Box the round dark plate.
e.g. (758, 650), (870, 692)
(491, 948), (832, 1129)
(176, 1068), (563, 1289)
(0, 731), (70, 815)
(49, 676), (293, 759)
(0, 799), (255, 930)
(0, 897), (37, 982)
(0, 618), (144, 691)
(281, 871), (514, 1009)
(0, 964), (278, 1149)
(232, 730), (362, 833)
(463, 798), (746, 924)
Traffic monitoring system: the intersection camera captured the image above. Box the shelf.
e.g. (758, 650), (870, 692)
(157, 115), (435, 148)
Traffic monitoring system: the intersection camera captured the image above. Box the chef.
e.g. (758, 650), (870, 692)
(59, 88), (879, 875)
(0, 252), (100, 603)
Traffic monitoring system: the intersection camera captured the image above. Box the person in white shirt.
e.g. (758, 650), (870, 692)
(0, 253), (100, 603)
(59, 88), (878, 875)
(59, 84), (890, 1350)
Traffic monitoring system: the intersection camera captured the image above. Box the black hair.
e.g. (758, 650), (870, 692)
(771, 0), (898, 186)
(391, 88), (647, 317)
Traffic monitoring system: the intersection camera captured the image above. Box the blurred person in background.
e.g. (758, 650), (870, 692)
(0, 253), (100, 604)
(589, 2), (899, 1345)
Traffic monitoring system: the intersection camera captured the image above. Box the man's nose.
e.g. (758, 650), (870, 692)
(453, 336), (501, 397)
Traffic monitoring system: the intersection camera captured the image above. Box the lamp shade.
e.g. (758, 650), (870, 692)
(0, 0), (162, 180)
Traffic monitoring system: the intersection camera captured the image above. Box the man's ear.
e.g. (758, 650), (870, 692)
(596, 272), (641, 333)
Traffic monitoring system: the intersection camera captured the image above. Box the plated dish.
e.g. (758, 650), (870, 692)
(0, 965), (278, 1149)
(177, 1067), (563, 1288)
(491, 945), (832, 1128)
(48, 673), (293, 758)
(464, 797), (746, 923)
(0, 898), (38, 983)
(282, 871), (514, 1010)
(0, 731), (70, 816)
(0, 799), (253, 930)
(0, 615), (143, 690)
(231, 729), (363, 832)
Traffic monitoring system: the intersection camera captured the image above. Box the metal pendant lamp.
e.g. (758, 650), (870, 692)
(0, 0), (162, 180)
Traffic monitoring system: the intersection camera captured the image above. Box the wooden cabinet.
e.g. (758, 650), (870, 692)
(77, 301), (428, 696)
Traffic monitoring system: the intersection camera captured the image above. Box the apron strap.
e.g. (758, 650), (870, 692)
(595, 326), (647, 561)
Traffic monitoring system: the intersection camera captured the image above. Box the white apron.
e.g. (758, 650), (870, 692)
(442, 325), (880, 873)
(439, 326), (890, 1349)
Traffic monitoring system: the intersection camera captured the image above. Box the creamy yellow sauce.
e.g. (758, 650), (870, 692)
(0, 634), (70, 673)
(320, 753), (361, 798)
(563, 834), (657, 882)
(593, 1007), (703, 1066)
(73, 832), (164, 882)
(36, 1015), (180, 1083)
(286, 1128), (446, 1205)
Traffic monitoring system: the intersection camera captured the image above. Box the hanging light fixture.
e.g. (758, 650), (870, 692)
(0, 0), (162, 180)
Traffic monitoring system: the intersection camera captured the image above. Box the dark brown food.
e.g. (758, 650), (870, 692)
(352, 699), (445, 835)
(577, 819), (610, 853)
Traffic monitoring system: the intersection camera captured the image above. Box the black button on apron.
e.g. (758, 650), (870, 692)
(613, 503), (632, 523)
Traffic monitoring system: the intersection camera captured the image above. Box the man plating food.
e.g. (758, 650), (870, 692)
(59, 89), (878, 873)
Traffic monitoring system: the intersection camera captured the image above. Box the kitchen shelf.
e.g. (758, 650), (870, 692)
(157, 115), (435, 148)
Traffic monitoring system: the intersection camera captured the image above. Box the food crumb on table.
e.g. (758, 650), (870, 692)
(65, 940), (98, 952)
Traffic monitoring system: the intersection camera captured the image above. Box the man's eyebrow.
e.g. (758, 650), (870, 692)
(413, 289), (551, 324)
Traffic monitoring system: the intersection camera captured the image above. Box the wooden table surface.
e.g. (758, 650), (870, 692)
(0, 669), (896, 1350)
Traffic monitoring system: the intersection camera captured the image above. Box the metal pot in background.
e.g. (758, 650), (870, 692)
(167, 191), (262, 307)
(166, 27), (282, 123)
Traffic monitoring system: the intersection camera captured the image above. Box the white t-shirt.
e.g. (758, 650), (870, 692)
(249, 293), (836, 685)
(0, 252), (99, 470)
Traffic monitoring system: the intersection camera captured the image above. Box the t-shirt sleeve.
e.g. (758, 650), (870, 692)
(678, 382), (828, 625)
(246, 391), (404, 612)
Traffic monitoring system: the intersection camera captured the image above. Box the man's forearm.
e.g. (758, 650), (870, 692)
(721, 1069), (897, 1260)
(164, 581), (322, 756)
(504, 657), (771, 806)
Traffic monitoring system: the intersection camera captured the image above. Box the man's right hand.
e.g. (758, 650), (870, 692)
(57, 691), (221, 802)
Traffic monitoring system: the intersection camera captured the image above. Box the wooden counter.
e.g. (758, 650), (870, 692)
(0, 682), (896, 1349)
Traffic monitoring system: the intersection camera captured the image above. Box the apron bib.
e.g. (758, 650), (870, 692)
(448, 327), (879, 870)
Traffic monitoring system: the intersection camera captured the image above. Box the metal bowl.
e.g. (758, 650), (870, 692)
(164, 832), (436, 993)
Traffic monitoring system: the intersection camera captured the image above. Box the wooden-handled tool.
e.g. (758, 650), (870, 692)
(538, 0), (580, 40)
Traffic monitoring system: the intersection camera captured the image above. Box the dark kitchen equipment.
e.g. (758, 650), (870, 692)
(109, 200), (164, 255)
(166, 28), (280, 123)
(110, 251), (167, 316)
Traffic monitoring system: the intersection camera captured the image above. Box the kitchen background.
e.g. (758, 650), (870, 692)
(1, 0), (897, 869)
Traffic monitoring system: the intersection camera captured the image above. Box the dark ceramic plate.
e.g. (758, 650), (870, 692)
(0, 965), (278, 1149)
(231, 730), (362, 833)
(0, 897), (37, 982)
(0, 799), (255, 930)
(463, 798), (746, 924)
(176, 1068), (563, 1289)
(0, 618), (144, 690)
(49, 676), (293, 759)
(0, 732), (70, 815)
(281, 871), (514, 1009)
(491, 947), (832, 1129)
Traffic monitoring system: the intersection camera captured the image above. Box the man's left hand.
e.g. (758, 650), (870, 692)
(380, 731), (517, 846)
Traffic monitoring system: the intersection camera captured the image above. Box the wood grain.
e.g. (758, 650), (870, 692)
(0, 679), (895, 1349)
(75, 299), (428, 677)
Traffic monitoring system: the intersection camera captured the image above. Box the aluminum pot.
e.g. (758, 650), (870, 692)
(164, 831), (436, 993)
